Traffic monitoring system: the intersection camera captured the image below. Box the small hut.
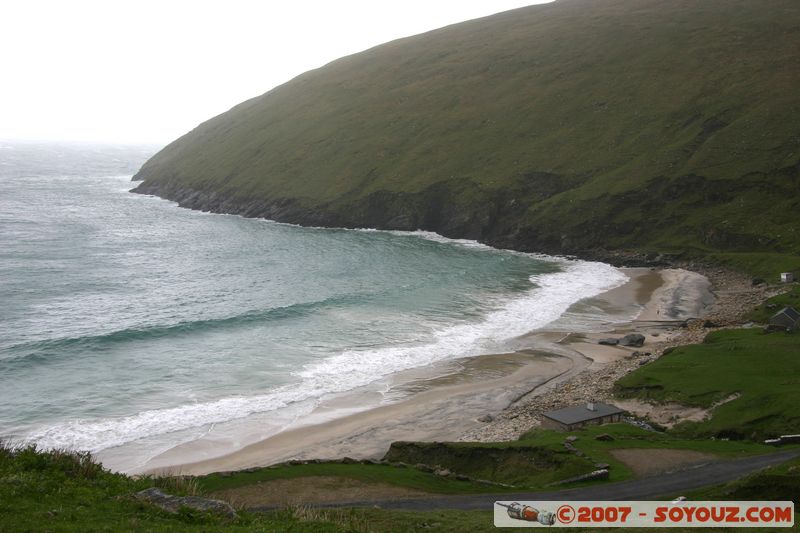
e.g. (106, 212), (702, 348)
(781, 272), (794, 283)
(768, 307), (800, 333)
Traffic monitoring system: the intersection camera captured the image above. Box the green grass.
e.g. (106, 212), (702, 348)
(615, 328), (800, 440)
(382, 439), (594, 487)
(198, 461), (519, 495)
(0, 444), (344, 532)
(133, 0), (800, 276)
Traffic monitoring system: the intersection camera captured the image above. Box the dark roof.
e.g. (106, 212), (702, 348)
(542, 402), (624, 425)
(772, 307), (800, 322)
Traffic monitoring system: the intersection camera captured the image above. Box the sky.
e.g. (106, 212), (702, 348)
(0, 0), (554, 145)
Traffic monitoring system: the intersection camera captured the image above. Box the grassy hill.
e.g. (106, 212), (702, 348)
(615, 328), (800, 441)
(133, 0), (800, 276)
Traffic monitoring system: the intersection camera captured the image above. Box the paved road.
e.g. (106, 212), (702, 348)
(308, 450), (799, 511)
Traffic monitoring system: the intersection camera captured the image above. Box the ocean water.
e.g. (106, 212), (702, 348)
(0, 141), (628, 470)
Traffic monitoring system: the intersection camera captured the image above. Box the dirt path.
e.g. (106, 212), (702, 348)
(609, 448), (718, 476)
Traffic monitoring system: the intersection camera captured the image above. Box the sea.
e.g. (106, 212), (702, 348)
(0, 141), (629, 471)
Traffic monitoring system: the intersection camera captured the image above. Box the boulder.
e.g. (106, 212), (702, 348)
(594, 433), (615, 441)
(477, 414), (494, 423)
(434, 468), (451, 477)
(598, 338), (619, 346)
(135, 488), (237, 519)
(619, 333), (645, 347)
(565, 436), (578, 443)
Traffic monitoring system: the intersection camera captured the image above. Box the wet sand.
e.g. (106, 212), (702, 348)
(141, 267), (713, 476)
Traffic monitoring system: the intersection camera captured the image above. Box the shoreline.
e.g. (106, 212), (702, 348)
(461, 264), (776, 442)
(140, 266), (716, 476)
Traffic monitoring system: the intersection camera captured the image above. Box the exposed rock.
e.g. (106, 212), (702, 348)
(553, 469), (610, 485)
(595, 463), (611, 469)
(598, 338), (619, 346)
(415, 463), (434, 473)
(565, 436), (578, 443)
(135, 488), (237, 519)
(434, 468), (451, 477)
(340, 457), (357, 464)
(477, 414), (494, 423)
(619, 333), (646, 347)
(594, 433), (615, 441)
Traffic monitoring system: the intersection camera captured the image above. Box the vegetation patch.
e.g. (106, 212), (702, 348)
(382, 440), (593, 487)
(0, 443), (342, 532)
(198, 461), (511, 495)
(614, 329), (800, 440)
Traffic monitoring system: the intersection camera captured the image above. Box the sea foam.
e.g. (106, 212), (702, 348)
(25, 247), (626, 454)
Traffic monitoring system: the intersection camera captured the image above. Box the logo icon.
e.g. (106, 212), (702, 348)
(496, 502), (556, 525)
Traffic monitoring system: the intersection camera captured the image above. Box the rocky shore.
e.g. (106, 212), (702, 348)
(458, 266), (785, 443)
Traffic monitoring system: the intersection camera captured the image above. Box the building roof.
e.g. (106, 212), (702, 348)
(772, 306), (800, 322)
(542, 402), (624, 425)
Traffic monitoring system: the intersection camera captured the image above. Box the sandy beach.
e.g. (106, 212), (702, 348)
(135, 265), (721, 476)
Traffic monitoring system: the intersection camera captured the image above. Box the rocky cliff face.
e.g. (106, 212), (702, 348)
(133, 0), (800, 270)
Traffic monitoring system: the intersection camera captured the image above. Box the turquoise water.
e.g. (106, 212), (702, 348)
(0, 141), (626, 468)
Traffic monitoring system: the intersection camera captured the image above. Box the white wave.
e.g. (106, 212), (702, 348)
(24, 257), (626, 454)
(298, 259), (627, 384)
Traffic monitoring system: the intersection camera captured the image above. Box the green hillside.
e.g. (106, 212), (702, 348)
(134, 0), (800, 275)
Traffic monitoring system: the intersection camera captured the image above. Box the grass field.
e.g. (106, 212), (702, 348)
(198, 461), (521, 495)
(615, 328), (800, 440)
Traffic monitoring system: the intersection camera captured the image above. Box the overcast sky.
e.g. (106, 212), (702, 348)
(0, 0), (554, 145)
